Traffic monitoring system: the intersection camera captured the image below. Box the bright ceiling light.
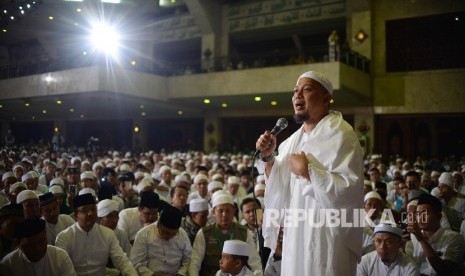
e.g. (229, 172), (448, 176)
(203, 99), (210, 104)
(221, 103), (228, 108)
(178, 111), (183, 115)
(271, 100), (278, 106)
(254, 96), (261, 102)
(101, 0), (121, 3)
(89, 22), (120, 56)
(48, 16), (54, 20)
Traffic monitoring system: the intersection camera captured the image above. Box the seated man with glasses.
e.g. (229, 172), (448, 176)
(131, 204), (192, 276)
(55, 193), (137, 275)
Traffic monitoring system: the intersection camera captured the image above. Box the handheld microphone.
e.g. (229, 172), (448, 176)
(254, 118), (288, 156)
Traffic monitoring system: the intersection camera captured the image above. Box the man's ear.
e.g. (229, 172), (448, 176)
(234, 258), (243, 270)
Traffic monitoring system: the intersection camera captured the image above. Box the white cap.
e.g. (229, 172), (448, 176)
(212, 194), (234, 208)
(50, 178), (64, 187)
(227, 176), (240, 185)
(175, 174), (189, 183)
(431, 171), (440, 177)
(92, 162), (104, 171)
(211, 173), (224, 182)
(71, 156), (81, 164)
(158, 165), (171, 174)
(9, 182), (27, 193)
(208, 181), (223, 192)
(254, 184), (266, 193)
(194, 174), (208, 184)
(136, 180), (152, 194)
(79, 188), (96, 197)
(80, 171), (95, 181)
(256, 175), (265, 184)
(431, 187), (440, 198)
(13, 164), (24, 172)
(438, 172), (453, 188)
(97, 199), (119, 217)
(2, 171), (16, 182)
(407, 199), (418, 209)
(17, 190), (39, 204)
(21, 172), (34, 182)
(29, 171), (40, 179)
(364, 191), (382, 202)
(222, 240), (249, 256)
(298, 71), (333, 95)
(374, 221), (403, 238)
(49, 185), (64, 194)
(189, 198), (209, 212)
(134, 171), (145, 180)
(119, 163), (131, 172)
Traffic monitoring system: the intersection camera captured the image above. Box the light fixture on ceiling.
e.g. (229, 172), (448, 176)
(221, 103), (227, 108)
(254, 96), (261, 102)
(134, 125), (140, 133)
(178, 111), (183, 115)
(203, 99), (210, 104)
(271, 101), (278, 106)
(355, 29), (368, 43)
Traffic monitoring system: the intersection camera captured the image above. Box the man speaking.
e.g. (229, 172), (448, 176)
(255, 71), (364, 275)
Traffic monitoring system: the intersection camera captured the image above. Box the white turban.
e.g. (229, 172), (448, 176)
(298, 71), (333, 95)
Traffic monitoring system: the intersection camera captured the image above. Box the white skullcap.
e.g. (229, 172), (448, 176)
(431, 171), (440, 177)
(222, 240), (249, 257)
(140, 176), (155, 186)
(438, 172), (453, 188)
(71, 157), (81, 163)
(119, 163), (131, 172)
(134, 171), (145, 180)
(158, 165), (171, 174)
(29, 171), (40, 179)
(49, 185), (64, 194)
(79, 188), (96, 197)
(212, 173), (224, 182)
(104, 158), (113, 164)
(364, 191), (382, 202)
(298, 71), (333, 95)
(107, 162), (116, 168)
(407, 199), (418, 209)
(254, 184), (266, 192)
(12, 164), (24, 173)
(142, 160), (152, 167)
(124, 152), (131, 158)
(21, 172), (34, 182)
(80, 171), (95, 181)
(92, 162), (104, 171)
(189, 198), (209, 212)
(81, 160), (90, 167)
(136, 180), (152, 194)
(175, 174), (188, 183)
(194, 174), (208, 184)
(452, 171), (461, 177)
(212, 194), (234, 208)
(363, 180), (372, 186)
(227, 176), (240, 185)
(50, 178), (64, 187)
(208, 181), (223, 192)
(256, 175), (265, 184)
(17, 190), (38, 204)
(9, 182), (27, 193)
(97, 199), (119, 217)
(374, 221), (403, 238)
(2, 171), (16, 182)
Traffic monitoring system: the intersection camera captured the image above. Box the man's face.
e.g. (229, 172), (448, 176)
(41, 201), (59, 224)
(14, 168), (24, 179)
(19, 230), (48, 262)
(0, 215), (23, 239)
(405, 175), (420, 190)
(25, 178), (37, 190)
(374, 233), (401, 264)
(369, 170), (381, 182)
(196, 181), (208, 197)
(292, 77), (331, 123)
(242, 202), (258, 228)
(171, 187), (188, 209)
(45, 165), (56, 175)
(100, 211), (119, 230)
(161, 170), (172, 182)
(219, 253), (238, 273)
(416, 204), (440, 231)
(157, 223), (179, 241)
(75, 204), (98, 230)
(191, 210), (209, 227)
(80, 178), (94, 189)
(22, 199), (41, 219)
(3, 177), (17, 196)
(364, 198), (382, 220)
(438, 184), (453, 200)
(213, 203), (235, 229)
(138, 207), (158, 224)
(227, 184), (239, 196)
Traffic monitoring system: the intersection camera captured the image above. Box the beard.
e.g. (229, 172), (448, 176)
(293, 113), (309, 124)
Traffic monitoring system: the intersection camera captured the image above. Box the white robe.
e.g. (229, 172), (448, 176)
(260, 111), (364, 276)
(44, 214), (75, 245)
(356, 250), (419, 276)
(0, 245), (77, 276)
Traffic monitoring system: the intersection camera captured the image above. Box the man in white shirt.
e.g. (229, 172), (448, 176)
(407, 193), (465, 275)
(117, 191), (160, 243)
(0, 172), (17, 207)
(39, 192), (74, 245)
(357, 222), (419, 276)
(55, 193), (137, 276)
(187, 174), (209, 203)
(437, 172), (465, 232)
(131, 204), (191, 276)
(0, 218), (76, 275)
(16, 189), (41, 219)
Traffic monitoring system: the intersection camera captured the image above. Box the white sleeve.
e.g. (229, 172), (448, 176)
(129, 228), (153, 276)
(176, 230), (192, 276)
(55, 247), (78, 276)
(188, 229), (206, 276)
(108, 231), (138, 276)
(246, 230), (263, 276)
(117, 211), (131, 242)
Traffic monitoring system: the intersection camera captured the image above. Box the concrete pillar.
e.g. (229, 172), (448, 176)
(203, 111), (221, 153)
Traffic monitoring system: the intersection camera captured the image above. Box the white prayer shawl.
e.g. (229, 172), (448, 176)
(261, 111), (364, 276)
(0, 245), (77, 276)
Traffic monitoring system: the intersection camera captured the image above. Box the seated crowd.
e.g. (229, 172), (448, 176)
(0, 146), (464, 276)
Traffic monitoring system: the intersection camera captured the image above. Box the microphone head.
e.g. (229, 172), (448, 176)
(276, 118), (288, 130)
